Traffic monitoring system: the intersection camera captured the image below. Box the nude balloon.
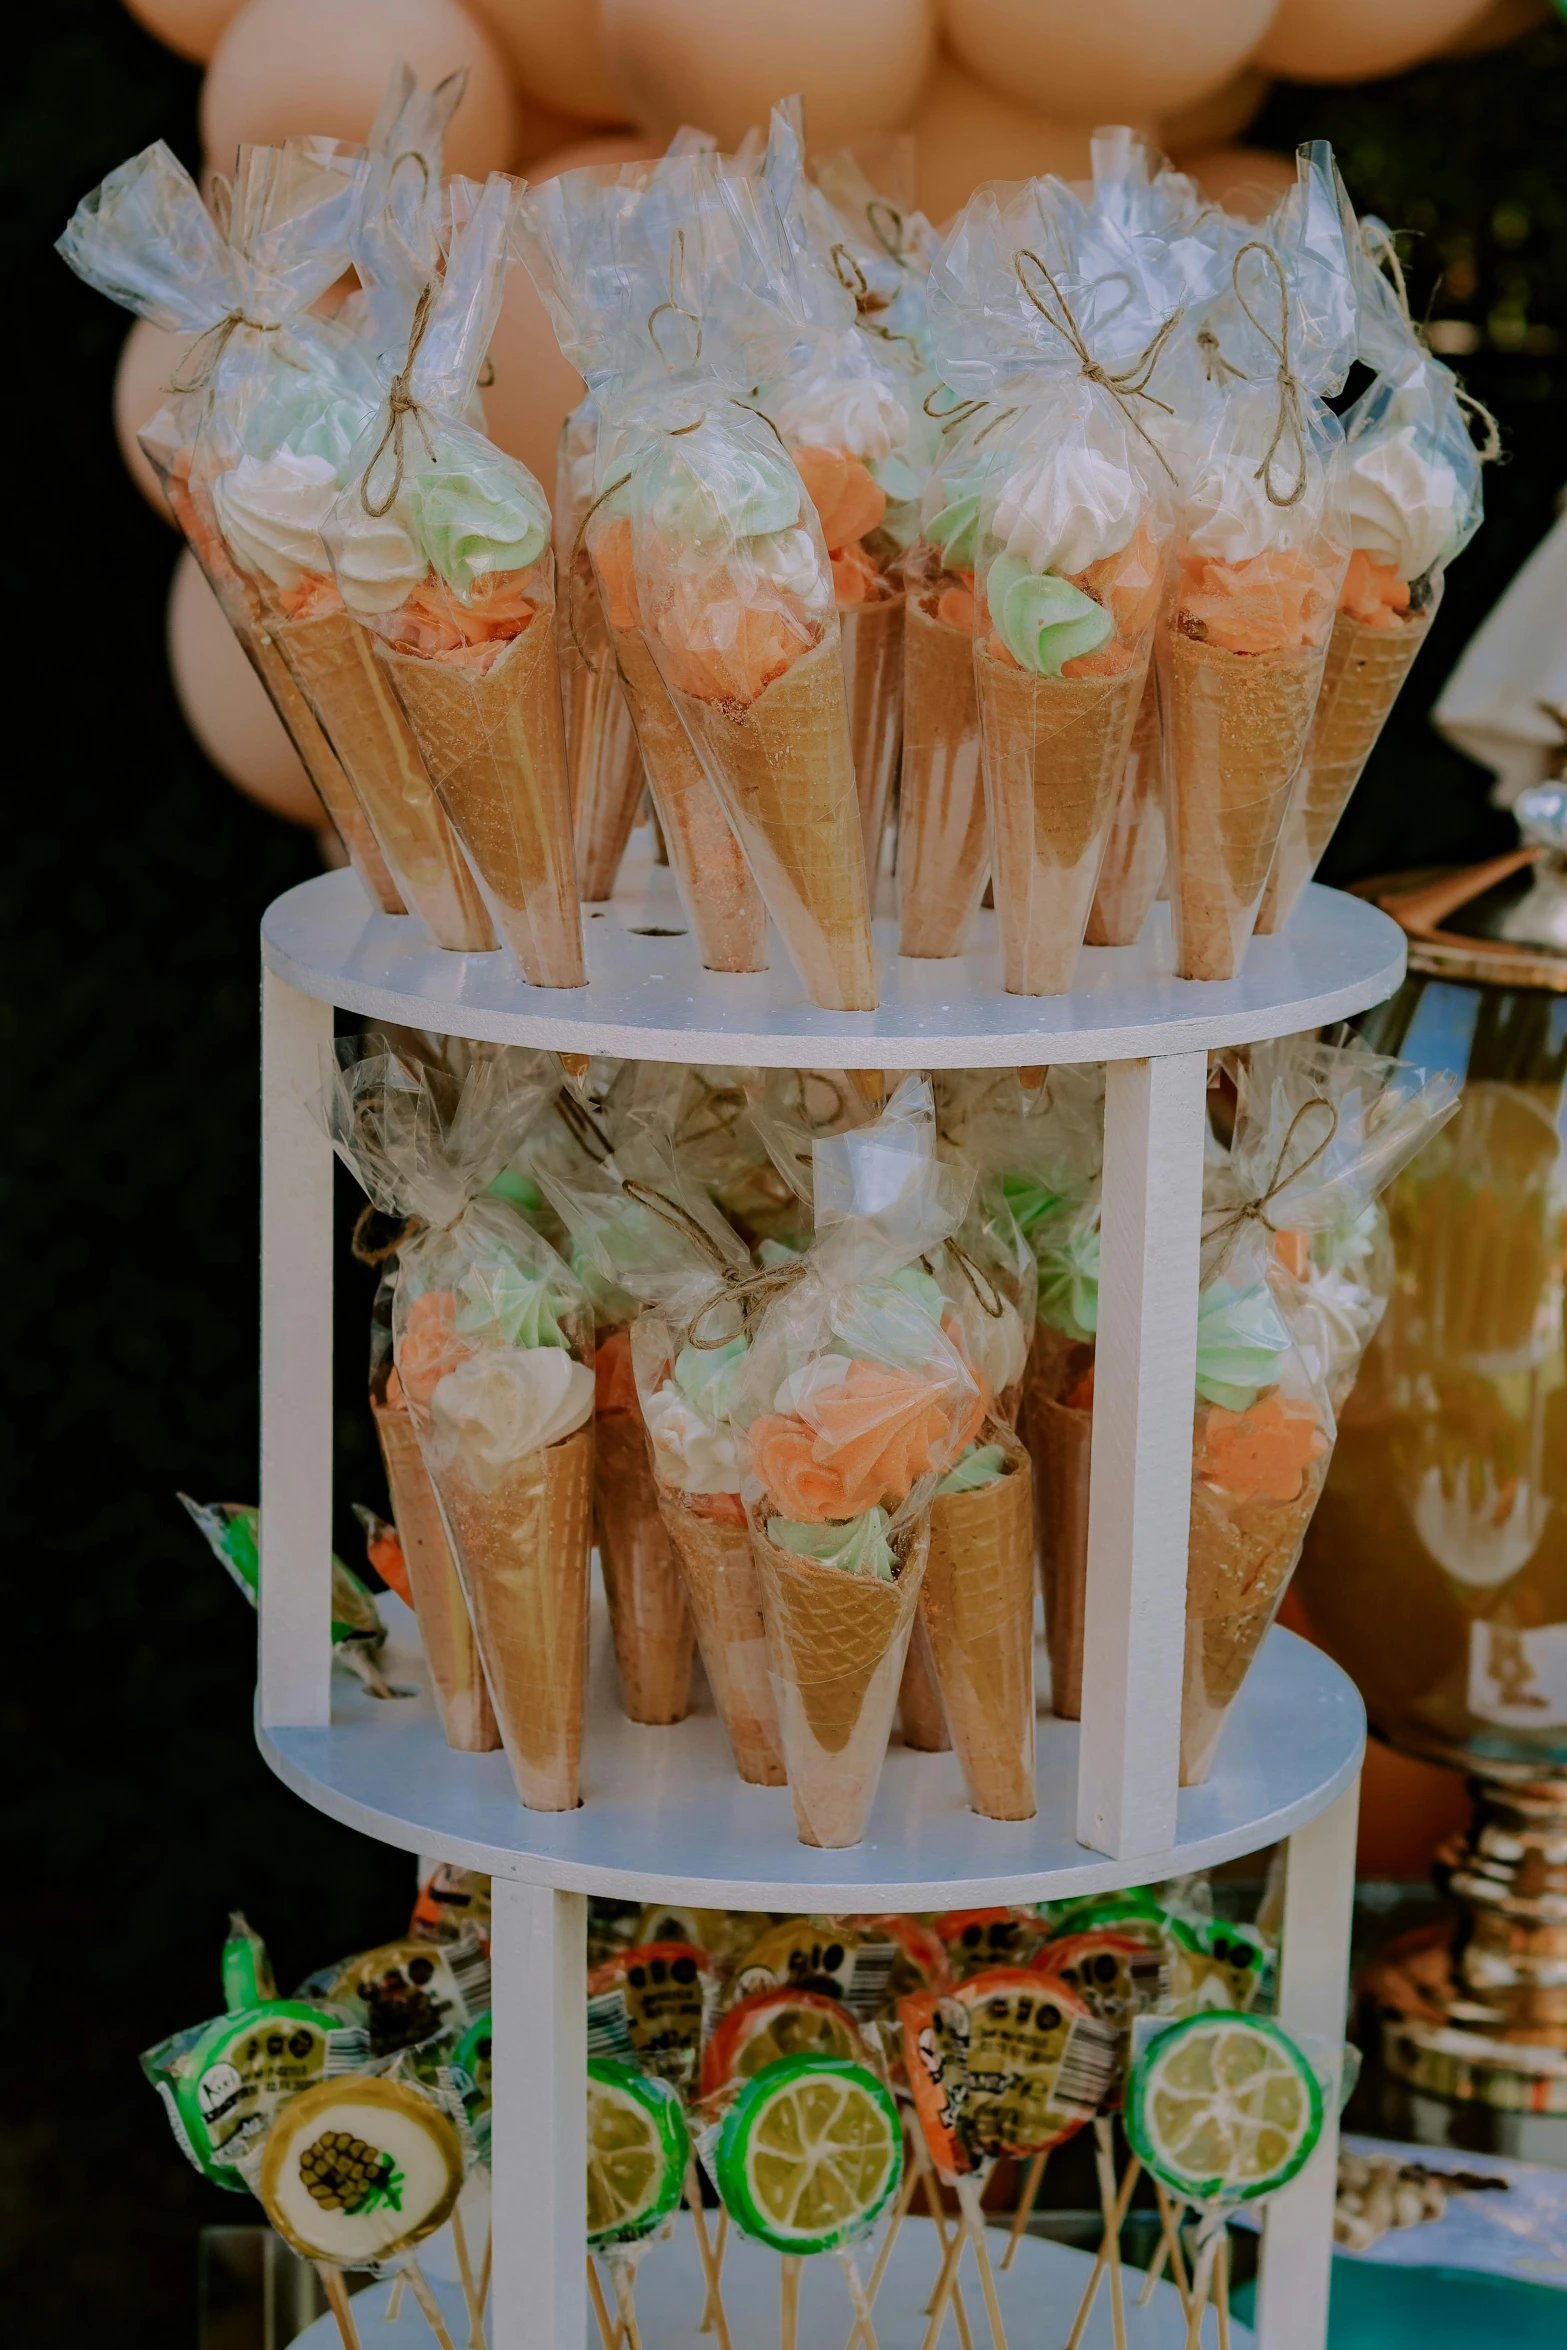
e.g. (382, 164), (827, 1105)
(1161, 67), (1270, 159)
(168, 549), (324, 831)
(114, 318), (198, 524)
(907, 56), (1095, 226)
(1257, 0), (1493, 84)
(202, 0), (517, 181)
(463, 0), (631, 123)
(601, 0), (936, 148)
(1183, 145), (1298, 222)
(123, 0), (243, 60)
(942, 0), (1276, 123)
(1441, 0), (1548, 55)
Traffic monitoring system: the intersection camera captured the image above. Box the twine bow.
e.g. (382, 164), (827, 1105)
(1231, 242), (1308, 509)
(1201, 1096), (1340, 1266)
(170, 308), (278, 394)
(619, 1179), (808, 1349)
(359, 279), (438, 518)
(1197, 325), (1245, 387)
(935, 1238), (1005, 1320)
(1013, 249), (1180, 482)
(1363, 219), (1502, 463)
(647, 229), (704, 372)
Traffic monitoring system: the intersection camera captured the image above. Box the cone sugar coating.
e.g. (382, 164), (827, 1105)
(920, 1433), (1036, 1818)
(563, 619), (646, 902)
(247, 620), (405, 913)
(1162, 629), (1324, 981)
(898, 602), (988, 958)
(1179, 1440), (1330, 1785)
(658, 1492), (786, 1784)
(976, 642), (1145, 996)
(273, 609), (495, 949)
(1257, 604), (1434, 935)
(897, 1626), (951, 1751)
(609, 621), (766, 971)
(594, 1407), (694, 1725)
(1086, 668), (1164, 947)
(380, 618), (586, 988)
(841, 596), (905, 883)
(1030, 1393), (1091, 1721)
(372, 1398), (500, 1753)
(752, 1520), (928, 1848)
(434, 1421), (593, 1811)
(672, 632), (877, 1012)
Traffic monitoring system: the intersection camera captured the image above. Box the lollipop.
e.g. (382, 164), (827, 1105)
(701, 1987), (867, 2100)
(1168, 1916), (1271, 2015)
(453, 2012), (493, 2165)
(586, 1942), (716, 2094)
(319, 1932), (490, 2056)
(144, 1998), (368, 2192)
(732, 1919), (899, 2020)
(933, 1907), (1044, 1980)
(587, 2060), (693, 2350)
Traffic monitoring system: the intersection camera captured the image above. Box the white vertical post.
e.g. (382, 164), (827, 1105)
(259, 964), (335, 1729)
(491, 1877), (587, 2350)
(1077, 1049), (1207, 1858)
(1254, 1772), (1362, 2350)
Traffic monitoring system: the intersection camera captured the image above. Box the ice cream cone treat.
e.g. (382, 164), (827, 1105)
(920, 1420), (1036, 1819)
(1086, 667), (1165, 944)
(517, 148), (876, 1009)
(926, 176), (1182, 997)
(320, 1045), (599, 1811)
(897, 1631), (951, 1750)
(325, 176), (584, 988)
(555, 397), (646, 901)
(1258, 220), (1488, 933)
(733, 1077), (986, 1845)
(1157, 147), (1360, 980)
(1182, 1033), (1458, 1781)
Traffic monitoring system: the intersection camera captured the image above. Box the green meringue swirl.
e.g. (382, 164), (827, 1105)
(986, 552), (1113, 676)
(407, 445), (550, 594)
(767, 1507), (896, 1581)
(1194, 1278), (1293, 1411)
(936, 1442), (1006, 1495)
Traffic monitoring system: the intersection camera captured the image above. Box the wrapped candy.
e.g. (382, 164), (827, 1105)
(732, 1077), (984, 1846)
(1181, 1034), (1457, 1779)
(927, 174), (1178, 995)
(325, 175), (585, 988)
(519, 152), (875, 1009)
(1258, 217), (1489, 932)
(1157, 145), (1357, 980)
(555, 394), (647, 901)
(320, 1044), (598, 1810)
(143, 1990), (368, 2193)
(55, 136), (418, 920)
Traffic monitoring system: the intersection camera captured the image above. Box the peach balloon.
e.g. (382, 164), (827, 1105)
(124, 0), (243, 60)
(202, 0), (517, 182)
(168, 549), (322, 830)
(601, 0), (937, 148)
(1441, 0), (1547, 55)
(942, 0), (1276, 124)
(511, 89), (601, 169)
(114, 319), (197, 524)
(464, 0), (631, 123)
(1161, 67), (1270, 159)
(1184, 145), (1298, 221)
(1257, 0), (1493, 84)
(907, 55), (1095, 226)
(482, 238), (588, 498)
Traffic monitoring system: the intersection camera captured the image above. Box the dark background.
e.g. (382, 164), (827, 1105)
(6, 6), (1566, 2338)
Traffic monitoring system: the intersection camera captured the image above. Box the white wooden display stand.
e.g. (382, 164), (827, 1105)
(257, 862), (1403, 2350)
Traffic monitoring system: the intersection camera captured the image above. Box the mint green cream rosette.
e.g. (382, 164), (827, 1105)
(984, 552), (1113, 676)
(767, 1507), (897, 1580)
(1035, 1222), (1100, 1346)
(927, 490), (979, 572)
(644, 427), (803, 546)
(670, 1332), (748, 1422)
(1194, 1278), (1293, 1411)
(453, 1251), (568, 1351)
(405, 439), (550, 594)
(936, 1442), (1006, 1495)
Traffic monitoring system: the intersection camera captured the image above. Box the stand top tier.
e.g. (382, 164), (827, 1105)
(261, 862), (1405, 1069)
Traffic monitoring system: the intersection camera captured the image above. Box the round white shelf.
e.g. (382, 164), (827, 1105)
(260, 856), (1405, 1068)
(258, 1586), (1364, 1911)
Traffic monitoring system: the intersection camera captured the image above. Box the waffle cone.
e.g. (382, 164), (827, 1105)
(897, 1629), (951, 1751)
(380, 618), (585, 988)
(433, 1422), (593, 1811)
(1030, 1395), (1091, 1721)
(672, 633), (876, 1012)
(840, 596), (904, 882)
(1180, 1432), (1331, 1784)
(1162, 628), (1324, 981)
(1257, 604), (1433, 935)
(658, 1492), (786, 1784)
(1085, 668), (1164, 947)
(752, 1521), (928, 1847)
(372, 1399), (499, 1752)
(920, 1433), (1036, 1818)
(246, 620), (404, 913)
(897, 601), (988, 958)
(594, 1408), (694, 1725)
(609, 622), (766, 971)
(564, 628), (645, 902)
(976, 643), (1145, 995)
(272, 609), (494, 949)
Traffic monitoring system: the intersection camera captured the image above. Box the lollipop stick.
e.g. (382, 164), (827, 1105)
(918, 2226), (965, 2350)
(844, 2156), (921, 2350)
(611, 2257), (645, 2350)
(1139, 2187), (1191, 2316)
(316, 2266), (364, 2350)
(1094, 2119), (1128, 2350)
(477, 2232), (492, 2324)
(700, 2210), (730, 2333)
(685, 2165), (734, 2350)
(587, 2257), (619, 2350)
(450, 2206), (485, 2350)
(780, 2254), (802, 2350)
(906, 2119), (974, 2350)
(839, 2248), (881, 2350)
(405, 2260), (460, 2350)
(1215, 2231), (1232, 2350)
(1182, 2236), (1215, 2350)
(1063, 2154), (1142, 2350)
(968, 2214), (1011, 2350)
(1001, 2150), (1048, 2271)
(385, 2274), (407, 2323)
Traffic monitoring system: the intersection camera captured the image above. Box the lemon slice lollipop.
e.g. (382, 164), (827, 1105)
(713, 2055), (902, 2255)
(1126, 2014), (1322, 2206)
(586, 2060), (690, 2249)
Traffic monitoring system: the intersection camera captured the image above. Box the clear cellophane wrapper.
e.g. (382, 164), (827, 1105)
(368, 1274), (500, 1752)
(1085, 666), (1164, 945)
(319, 1045), (599, 1811)
(555, 398), (645, 902)
(1183, 1033), (1458, 1780)
(732, 1078), (987, 1845)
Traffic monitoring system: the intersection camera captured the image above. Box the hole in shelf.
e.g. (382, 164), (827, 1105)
(629, 925), (689, 938)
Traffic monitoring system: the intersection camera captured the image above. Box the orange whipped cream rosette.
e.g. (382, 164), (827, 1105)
(748, 1356), (989, 1524)
(396, 1289), (474, 1411)
(1197, 1390), (1328, 1506)
(792, 446), (892, 609)
(1175, 545), (1340, 657)
(594, 510), (816, 709)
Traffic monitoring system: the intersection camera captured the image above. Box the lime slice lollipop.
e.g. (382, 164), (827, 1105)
(701, 1988), (866, 2100)
(1167, 1917), (1270, 2015)
(713, 2056), (902, 2255)
(586, 2061), (690, 2249)
(1126, 2014), (1322, 2206)
(166, 2000), (366, 2191)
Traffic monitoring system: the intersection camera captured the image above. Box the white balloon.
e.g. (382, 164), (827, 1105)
(167, 549), (323, 829)
(942, 0), (1277, 122)
(601, 0), (937, 147)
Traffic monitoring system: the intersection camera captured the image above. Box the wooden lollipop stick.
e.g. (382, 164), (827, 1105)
(1094, 2119), (1129, 2350)
(918, 2225), (966, 2350)
(1182, 2234), (1217, 2350)
(967, 2212), (1011, 2350)
(685, 2166), (735, 2350)
(385, 2272), (407, 2323)
(587, 2257), (619, 2350)
(405, 2260), (461, 2350)
(611, 2257), (645, 2350)
(839, 2248), (881, 2350)
(1063, 2153), (1143, 2350)
(1138, 2186), (1191, 2316)
(477, 2232), (492, 2325)
(316, 2265), (364, 2350)
(1000, 2150), (1048, 2271)
(780, 2254), (803, 2350)
(904, 2119), (974, 2350)
(844, 2156), (921, 2350)
(450, 2206), (485, 2350)
(1215, 2231), (1232, 2350)
(700, 2210), (730, 2333)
